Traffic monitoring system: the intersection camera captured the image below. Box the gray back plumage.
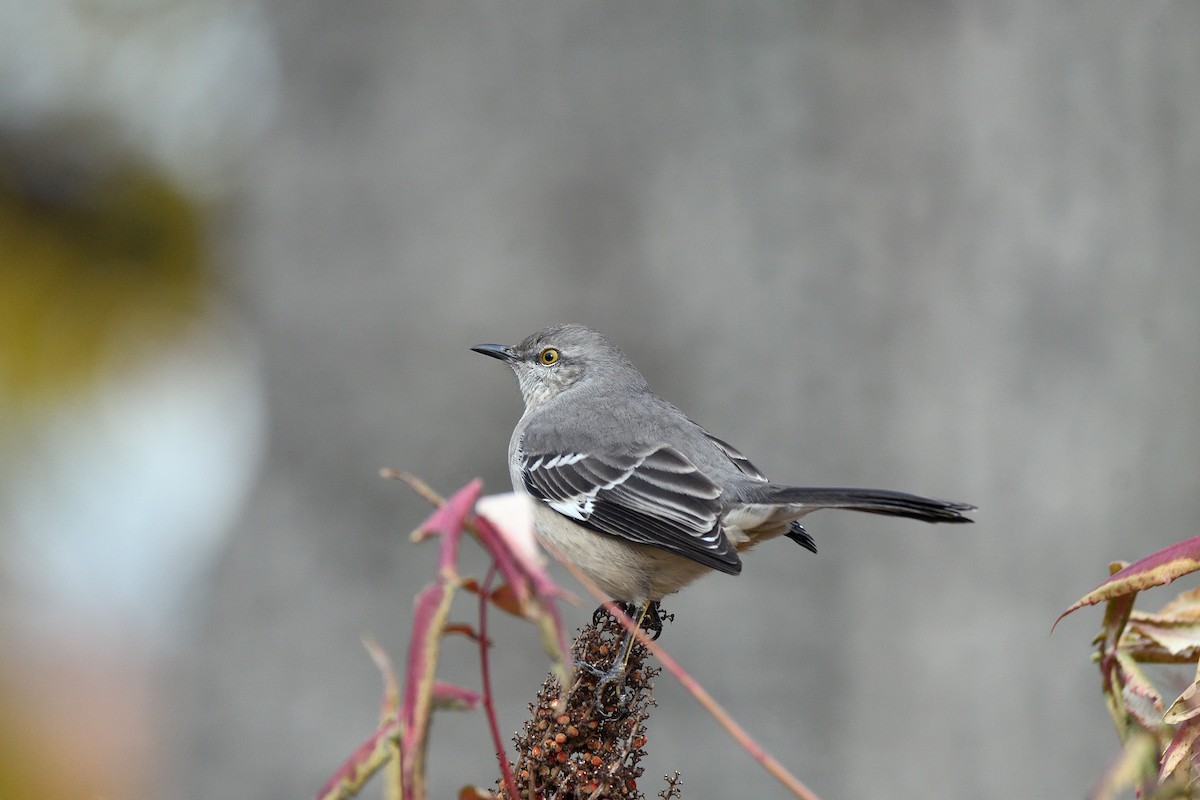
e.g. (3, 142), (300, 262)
(475, 324), (973, 578)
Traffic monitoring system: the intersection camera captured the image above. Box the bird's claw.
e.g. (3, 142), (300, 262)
(641, 601), (664, 641)
(591, 601), (634, 627)
(591, 601), (667, 641)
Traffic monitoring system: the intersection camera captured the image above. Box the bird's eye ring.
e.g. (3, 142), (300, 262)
(539, 347), (560, 366)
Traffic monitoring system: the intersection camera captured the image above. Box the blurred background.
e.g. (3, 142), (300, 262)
(1, 1), (1198, 798)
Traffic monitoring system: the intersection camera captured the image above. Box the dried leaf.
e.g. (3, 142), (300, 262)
(488, 584), (525, 617)
(1160, 716), (1200, 782)
(1153, 586), (1200, 621)
(1165, 659), (1200, 725)
(1130, 619), (1200, 658)
(1164, 681), (1200, 725)
(1057, 535), (1200, 629)
(458, 787), (496, 800)
(442, 622), (486, 644)
(1120, 627), (1200, 663)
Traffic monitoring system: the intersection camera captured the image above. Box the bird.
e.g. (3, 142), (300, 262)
(472, 324), (974, 656)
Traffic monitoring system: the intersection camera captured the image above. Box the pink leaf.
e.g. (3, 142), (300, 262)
(432, 681), (483, 711)
(313, 717), (401, 800)
(412, 480), (484, 579)
(362, 637), (401, 723)
(473, 493), (573, 681)
(399, 582), (456, 796)
(1056, 535), (1200, 630)
(1116, 652), (1165, 728)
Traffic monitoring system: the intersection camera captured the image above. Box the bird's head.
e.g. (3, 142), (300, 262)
(471, 324), (643, 411)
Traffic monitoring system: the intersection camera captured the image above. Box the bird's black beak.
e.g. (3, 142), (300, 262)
(470, 343), (517, 363)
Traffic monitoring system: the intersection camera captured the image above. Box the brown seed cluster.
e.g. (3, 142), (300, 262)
(500, 608), (676, 799)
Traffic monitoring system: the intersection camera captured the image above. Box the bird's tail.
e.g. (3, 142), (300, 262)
(742, 485), (975, 524)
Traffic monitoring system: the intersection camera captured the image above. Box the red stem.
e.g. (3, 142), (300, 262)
(479, 564), (523, 800)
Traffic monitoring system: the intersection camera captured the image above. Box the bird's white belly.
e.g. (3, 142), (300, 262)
(529, 503), (712, 602)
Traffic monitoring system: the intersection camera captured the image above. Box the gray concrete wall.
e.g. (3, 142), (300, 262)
(175, 2), (1200, 797)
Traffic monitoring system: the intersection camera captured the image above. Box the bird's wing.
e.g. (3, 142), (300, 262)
(519, 445), (742, 574)
(702, 432), (768, 482)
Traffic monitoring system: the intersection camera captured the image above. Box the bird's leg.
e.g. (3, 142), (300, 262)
(619, 599), (655, 666)
(586, 599), (657, 716)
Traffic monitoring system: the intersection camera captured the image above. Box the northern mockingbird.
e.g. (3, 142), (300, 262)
(473, 324), (973, 636)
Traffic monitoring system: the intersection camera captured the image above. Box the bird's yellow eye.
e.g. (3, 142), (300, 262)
(539, 347), (560, 366)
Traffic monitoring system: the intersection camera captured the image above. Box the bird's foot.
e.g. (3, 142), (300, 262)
(591, 661), (631, 718)
(590, 601), (670, 641)
(592, 601), (634, 627)
(571, 655), (631, 717)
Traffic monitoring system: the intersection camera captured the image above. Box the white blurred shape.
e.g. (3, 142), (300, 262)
(3, 311), (266, 651)
(476, 491), (546, 569)
(0, 0), (279, 194)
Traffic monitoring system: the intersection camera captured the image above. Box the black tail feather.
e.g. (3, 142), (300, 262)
(748, 485), (975, 524)
(785, 522), (818, 553)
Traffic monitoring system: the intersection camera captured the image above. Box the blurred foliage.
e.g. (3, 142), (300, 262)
(0, 155), (207, 423)
(0, 677), (91, 799)
(1058, 535), (1200, 798)
(316, 478), (571, 800)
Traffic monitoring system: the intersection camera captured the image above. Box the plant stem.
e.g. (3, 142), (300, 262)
(479, 564), (522, 800)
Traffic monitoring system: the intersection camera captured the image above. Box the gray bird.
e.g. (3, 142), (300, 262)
(472, 324), (973, 639)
